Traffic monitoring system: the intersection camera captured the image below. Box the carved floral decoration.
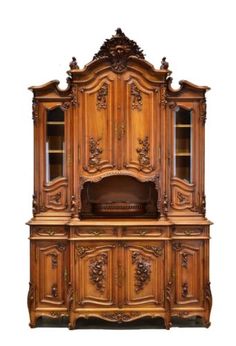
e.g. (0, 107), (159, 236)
(132, 252), (151, 292)
(93, 28), (145, 72)
(97, 83), (108, 110)
(89, 253), (108, 293)
(136, 136), (151, 171)
(131, 83), (142, 111)
(88, 137), (103, 170)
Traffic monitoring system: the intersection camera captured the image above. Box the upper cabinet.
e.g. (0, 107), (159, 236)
(29, 28), (209, 219)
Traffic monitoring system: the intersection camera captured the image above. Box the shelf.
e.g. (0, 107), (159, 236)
(47, 122), (65, 125)
(175, 125), (192, 128)
(48, 150), (65, 153)
(175, 153), (191, 156)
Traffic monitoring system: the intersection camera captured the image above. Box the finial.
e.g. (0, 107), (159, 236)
(115, 28), (123, 36)
(69, 57), (79, 70)
(160, 57), (169, 70)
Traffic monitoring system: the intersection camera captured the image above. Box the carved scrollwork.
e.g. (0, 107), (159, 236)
(177, 192), (190, 205)
(200, 98), (207, 125)
(76, 246), (92, 258)
(70, 195), (76, 217)
(132, 252), (151, 292)
(32, 99), (39, 123)
(205, 282), (212, 311)
(162, 193), (168, 216)
(67, 282), (74, 312)
(49, 192), (61, 204)
(182, 252), (189, 268)
(201, 194), (206, 216)
(93, 28), (145, 73)
(101, 311), (139, 323)
(145, 246), (163, 257)
(49, 252), (58, 269)
(89, 253), (108, 292)
(136, 136), (152, 172)
(131, 82), (142, 111)
(27, 282), (35, 311)
(172, 242), (182, 251)
(166, 280), (173, 311)
(61, 102), (71, 110)
(32, 193), (38, 216)
(160, 85), (167, 108)
(97, 83), (108, 110)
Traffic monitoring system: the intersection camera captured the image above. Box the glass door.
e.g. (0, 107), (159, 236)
(46, 107), (65, 181)
(174, 107), (192, 182)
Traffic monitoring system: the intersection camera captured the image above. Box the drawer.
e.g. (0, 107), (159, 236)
(172, 226), (208, 237)
(73, 227), (115, 237)
(123, 226), (168, 237)
(30, 226), (67, 237)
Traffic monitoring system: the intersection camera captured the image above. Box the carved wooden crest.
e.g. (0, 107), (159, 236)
(93, 28), (145, 72)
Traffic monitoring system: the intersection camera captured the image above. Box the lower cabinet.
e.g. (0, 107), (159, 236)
(171, 240), (204, 308)
(28, 240), (68, 326)
(73, 240), (165, 309)
(28, 225), (211, 328)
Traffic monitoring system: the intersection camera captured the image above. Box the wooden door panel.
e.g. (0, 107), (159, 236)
(122, 242), (164, 307)
(74, 242), (117, 307)
(35, 241), (67, 307)
(80, 74), (117, 173)
(172, 241), (204, 306)
(122, 75), (159, 173)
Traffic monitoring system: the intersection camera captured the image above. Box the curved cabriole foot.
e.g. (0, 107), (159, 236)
(68, 319), (76, 330)
(29, 314), (37, 328)
(164, 318), (172, 330)
(203, 318), (211, 328)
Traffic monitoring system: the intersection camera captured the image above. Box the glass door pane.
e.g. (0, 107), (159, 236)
(46, 107), (65, 181)
(174, 107), (192, 182)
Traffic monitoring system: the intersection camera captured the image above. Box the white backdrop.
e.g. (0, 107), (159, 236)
(0, 0), (235, 344)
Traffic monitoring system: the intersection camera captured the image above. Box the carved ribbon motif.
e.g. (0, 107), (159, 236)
(88, 137), (103, 170)
(89, 253), (108, 293)
(132, 252), (151, 292)
(182, 252), (189, 268)
(49, 252), (58, 269)
(131, 82), (142, 111)
(97, 83), (108, 110)
(136, 136), (151, 171)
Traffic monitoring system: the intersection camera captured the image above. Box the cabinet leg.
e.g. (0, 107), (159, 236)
(202, 316), (211, 328)
(29, 313), (36, 328)
(164, 317), (172, 330)
(68, 318), (76, 330)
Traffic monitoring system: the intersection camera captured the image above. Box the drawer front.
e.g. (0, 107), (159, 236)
(172, 226), (208, 237)
(123, 227), (168, 237)
(30, 226), (67, 238)
(73, 227), (115, 237)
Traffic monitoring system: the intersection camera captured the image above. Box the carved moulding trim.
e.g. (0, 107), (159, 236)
(79, 170), (158, 185)
(166, 77), (210, 94)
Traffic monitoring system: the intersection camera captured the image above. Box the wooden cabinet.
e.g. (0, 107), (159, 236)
(27, 29), (212, 329)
